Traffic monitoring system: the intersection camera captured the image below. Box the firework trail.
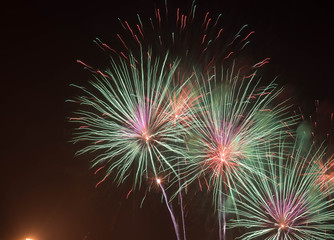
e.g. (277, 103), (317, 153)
(156, 178), (181, 240)
(229, 141), (334, 239)
(176, 66), (297, 239)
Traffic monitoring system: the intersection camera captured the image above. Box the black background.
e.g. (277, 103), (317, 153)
(1, 0), (333, 239)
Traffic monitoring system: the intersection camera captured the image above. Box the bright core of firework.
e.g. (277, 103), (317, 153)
(280, 223), (286, 229)
(219, 147), (229, 164)
(206, 143), (236, 175)
(156, 178), (161, 184)
(142, 132), (151, 142)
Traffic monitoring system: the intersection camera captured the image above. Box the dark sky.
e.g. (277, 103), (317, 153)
(1, 1), (333, 240)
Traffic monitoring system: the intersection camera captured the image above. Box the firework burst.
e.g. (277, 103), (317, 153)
(69, 50), (186, 188)
(174, 66), (297, 239)
(179, 65), (296, 206)
(229, 142), (334, 240)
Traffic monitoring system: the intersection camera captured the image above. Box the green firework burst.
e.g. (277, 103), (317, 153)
(69, 50), (187, 188)
(229, 141), (334, 240)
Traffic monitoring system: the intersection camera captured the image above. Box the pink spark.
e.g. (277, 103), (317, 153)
(136, 24), (144, 39)
(198, 177), (203, 191)
(69, 117), (84, 121)
(94, 165), (105, 175)
(120, 52), (129, 60)
(180, 14), (185, 30)
(156, 8), (161, 25)
(288, 132), (295, 139)
(125, 21), (135, 38)
(95, 173), (110, 188)
(76, 60), (93, 70)
(204, 177), (209, 189)
(245, 73), (255, 78)
(126, 187), (133, 199)
(253, 58), (270, 68)
(117, 34), (129, 50)
(94, 140), (105, 145)
(97, 70), (109, 78)
(134, 34), (141, 46)
(204, 18), (211, 32)
(201, 34), (207, 45)
(204, 57), (215, 71)
(183, 15), (187, 29)
(224, 51), (234, 60)
(241, 31), (255, 42)
(202, 12), (210, 29)
(176, 8), (180, 25)
(215, 28), (223, 40)
(102, 43), (117, 54)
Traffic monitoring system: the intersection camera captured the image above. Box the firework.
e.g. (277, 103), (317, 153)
(229, 141), (334, 240)
(70, 50), (186, 188)
(175, 66), (297, 239)
(68, 1), (319, 239)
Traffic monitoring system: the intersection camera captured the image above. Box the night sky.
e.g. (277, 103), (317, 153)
(1, 1), (333, 240)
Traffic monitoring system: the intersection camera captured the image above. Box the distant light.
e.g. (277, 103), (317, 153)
(26, 238), (33, 240)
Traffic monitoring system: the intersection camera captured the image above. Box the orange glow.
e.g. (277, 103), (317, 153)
(156, 178), (161, 184)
